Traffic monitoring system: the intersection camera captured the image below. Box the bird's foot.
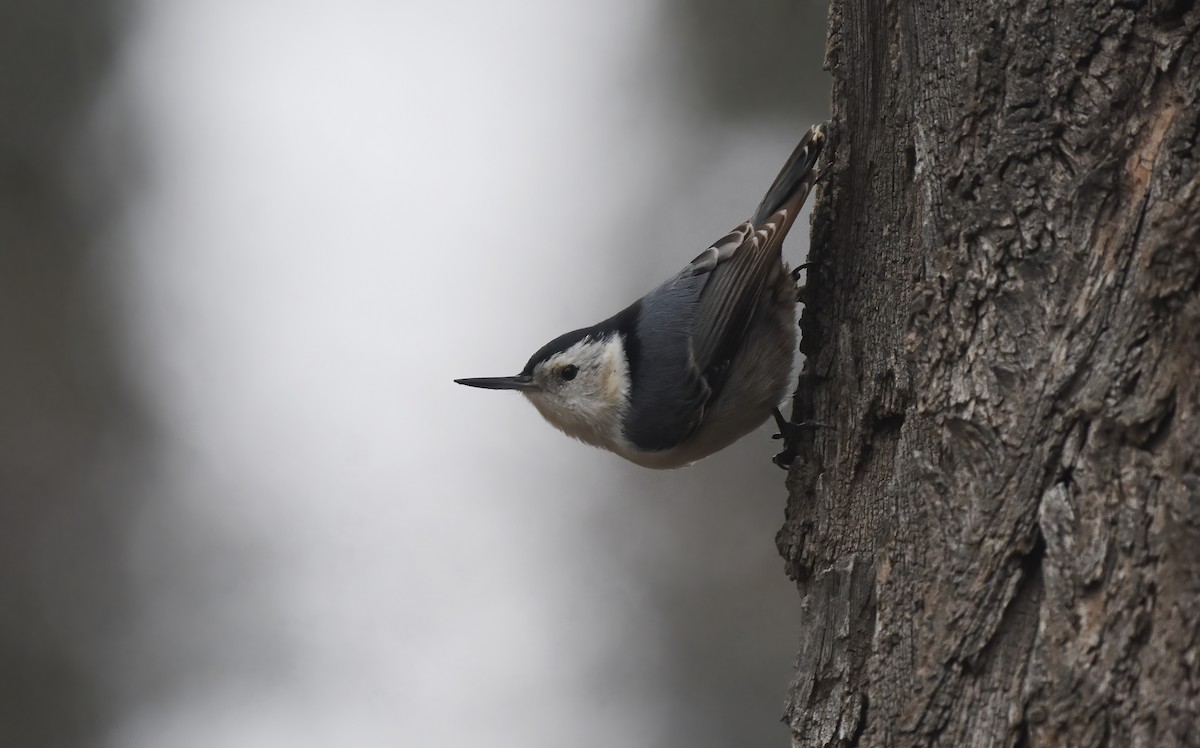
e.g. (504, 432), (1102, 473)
(792, 263), (814, 303)
(771, 408), (832, 469)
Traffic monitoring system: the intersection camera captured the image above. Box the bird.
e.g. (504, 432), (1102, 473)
(456, 125), (825, 469)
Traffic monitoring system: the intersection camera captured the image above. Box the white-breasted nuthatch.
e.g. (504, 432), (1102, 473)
(457, 125), (825, 469)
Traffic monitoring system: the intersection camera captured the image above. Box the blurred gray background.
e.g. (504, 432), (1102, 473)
(0, 1), (828, 746)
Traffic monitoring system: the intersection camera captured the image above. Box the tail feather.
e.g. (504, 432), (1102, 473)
(751, 124), (826, 227)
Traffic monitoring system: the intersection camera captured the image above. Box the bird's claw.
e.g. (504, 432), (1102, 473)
(771, 408), (832, 469)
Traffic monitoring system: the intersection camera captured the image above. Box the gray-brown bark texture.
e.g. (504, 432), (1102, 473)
(777, 0), (1200, 745)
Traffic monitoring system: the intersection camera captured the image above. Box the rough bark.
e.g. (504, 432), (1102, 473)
(777, 0), (1200, 745)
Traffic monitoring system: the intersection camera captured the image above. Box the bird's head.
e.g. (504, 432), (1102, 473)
(456, 329), (631, 449)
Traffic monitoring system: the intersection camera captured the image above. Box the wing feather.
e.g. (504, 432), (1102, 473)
(621, 126), (825, 453)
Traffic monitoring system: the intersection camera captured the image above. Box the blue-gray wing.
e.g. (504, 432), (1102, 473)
(620, 225), (752, 451)
(624, 211), (807, 452)
(622, 126), (824, 453)
(691, 127), (824, 380)
(620, 253), (715, 452)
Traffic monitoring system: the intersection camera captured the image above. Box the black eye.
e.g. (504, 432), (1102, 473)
(560, 365), (578, 381)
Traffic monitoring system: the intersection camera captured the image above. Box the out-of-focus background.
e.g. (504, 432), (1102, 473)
(1, 1), (827, 746)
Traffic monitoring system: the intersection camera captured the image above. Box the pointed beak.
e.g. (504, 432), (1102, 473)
(454, 374), (535, 391)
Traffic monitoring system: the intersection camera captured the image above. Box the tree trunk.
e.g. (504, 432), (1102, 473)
(777, 0), (1200, 744)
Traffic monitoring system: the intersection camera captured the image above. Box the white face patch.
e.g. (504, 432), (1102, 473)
(522, 335), (631, 452)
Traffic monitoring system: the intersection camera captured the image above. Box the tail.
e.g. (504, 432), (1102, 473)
(751, 124), (826, 227)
